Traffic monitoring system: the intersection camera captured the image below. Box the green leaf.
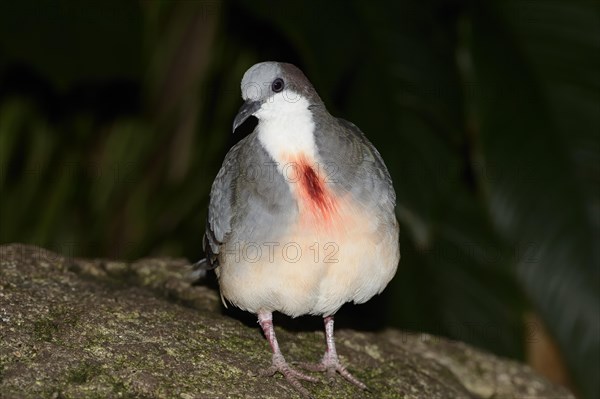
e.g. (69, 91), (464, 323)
(467, 1), (599, 397)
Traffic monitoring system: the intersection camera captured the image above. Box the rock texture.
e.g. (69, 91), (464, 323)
(0, 244), (574, 399)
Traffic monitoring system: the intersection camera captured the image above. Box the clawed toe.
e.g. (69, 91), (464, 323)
(261, 362), (318, 382)
(333, 362), (368, 390)
(298, 358), (368, 390)
(296, 361), (326, 372)
(259, 354), (318, 398)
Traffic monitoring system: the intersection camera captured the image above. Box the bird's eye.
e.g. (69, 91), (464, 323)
(271, 78), (284, 93)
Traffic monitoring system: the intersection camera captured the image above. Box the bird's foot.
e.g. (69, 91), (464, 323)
(260, 353), (318, 398)
(298, 352), (368, 390)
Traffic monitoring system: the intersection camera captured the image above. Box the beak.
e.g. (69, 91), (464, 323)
(233, 100), (260, 133)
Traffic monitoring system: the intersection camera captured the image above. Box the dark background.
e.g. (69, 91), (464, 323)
(0, 1), (598, 398)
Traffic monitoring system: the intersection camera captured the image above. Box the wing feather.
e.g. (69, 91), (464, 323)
(202, 140), (245, 269)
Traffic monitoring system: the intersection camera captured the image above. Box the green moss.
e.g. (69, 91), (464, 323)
(33, 318), (59, 341)
(67, 363), (101, 384)
(111, 381), (141, 398)
(32, 306), (79, 342)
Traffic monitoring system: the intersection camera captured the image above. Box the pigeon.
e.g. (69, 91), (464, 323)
(195, 61), (399, 397)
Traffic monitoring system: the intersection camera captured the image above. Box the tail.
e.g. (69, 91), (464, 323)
(187, 257), (217, 282)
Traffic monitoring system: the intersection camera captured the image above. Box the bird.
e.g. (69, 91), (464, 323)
(195, 61), (400, 397)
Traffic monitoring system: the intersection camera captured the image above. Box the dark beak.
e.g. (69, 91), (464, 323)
(233, 100), (260, 133)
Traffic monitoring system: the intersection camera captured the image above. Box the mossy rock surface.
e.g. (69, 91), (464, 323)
(0, 244), (573, 399)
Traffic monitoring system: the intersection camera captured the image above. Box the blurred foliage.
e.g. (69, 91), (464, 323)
(0, 1), (598, 398)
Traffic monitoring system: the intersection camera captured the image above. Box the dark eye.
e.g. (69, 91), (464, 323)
(271, 78), (284, 93)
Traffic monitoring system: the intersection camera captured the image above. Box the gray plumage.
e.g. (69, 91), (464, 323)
(202, 133), (297, 269)
(201, 63), (396, 275)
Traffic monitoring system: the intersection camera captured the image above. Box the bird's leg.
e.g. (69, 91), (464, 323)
(257, 311), (318, 397)
(299, 316), (368, 390)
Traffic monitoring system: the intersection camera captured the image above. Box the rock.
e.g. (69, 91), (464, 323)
(0, 244), (574, 399)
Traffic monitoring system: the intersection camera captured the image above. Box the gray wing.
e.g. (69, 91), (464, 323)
(202, 134), (296, 270)
(202, 139), (245, 270)
(314, 113), (396, 216)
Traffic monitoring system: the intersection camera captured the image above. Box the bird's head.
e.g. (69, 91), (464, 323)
(233, 62), (323, 132)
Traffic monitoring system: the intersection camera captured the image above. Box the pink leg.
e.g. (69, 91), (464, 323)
(299, 316), (368, 390)
(257, 311), (318, 397)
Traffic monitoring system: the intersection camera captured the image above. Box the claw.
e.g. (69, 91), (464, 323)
(298, 353), (368, 390)
(259, 353), (318, 398)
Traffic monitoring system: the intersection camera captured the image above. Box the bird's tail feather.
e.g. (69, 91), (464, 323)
(186, 258), (214, 282)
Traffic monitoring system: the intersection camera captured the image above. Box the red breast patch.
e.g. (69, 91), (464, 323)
(286, 155), (338, 228)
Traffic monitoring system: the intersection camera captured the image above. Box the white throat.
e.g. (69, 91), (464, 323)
(255, 90), (317, 168)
